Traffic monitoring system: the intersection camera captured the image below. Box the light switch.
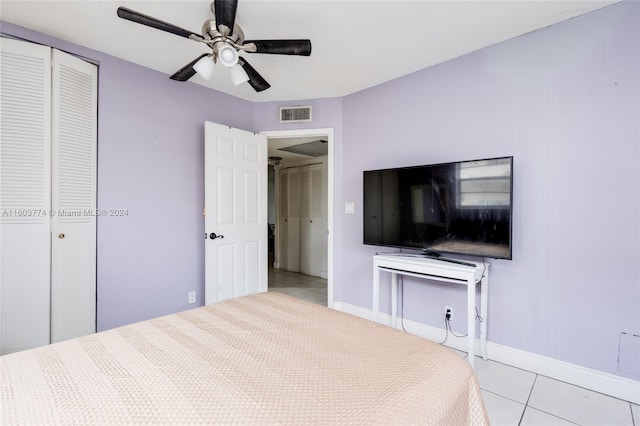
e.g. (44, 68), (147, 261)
(345, 202), (355, 214)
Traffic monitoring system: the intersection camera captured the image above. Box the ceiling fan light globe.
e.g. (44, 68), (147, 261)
(193, 56), (215, 80)
(218, 44), (239, 67)
(230, 64), (250, 86)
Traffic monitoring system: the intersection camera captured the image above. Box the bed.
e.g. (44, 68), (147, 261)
(1, 292), (488, 425)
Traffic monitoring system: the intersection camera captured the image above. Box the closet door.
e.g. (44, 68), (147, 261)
(278, 170), (289, 270)
(299, 164), (323, 277)
(279, 167), (300, 272)
(50, 50), (97, 342)
(286, 167), (300, 272)
(0, 38), (52, 354)
(308, 164), (324, 276)
(299, 166), (311, 275)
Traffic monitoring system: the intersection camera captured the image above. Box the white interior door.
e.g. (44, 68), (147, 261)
(300, 164), (323, 277)
(204, 122), (267, 304)
(0, 38), (52, 354)
(299, 166), (311, 275)
(277, 169), (289, 270)
(50, 49), (97, 343)
(284, 167), (300, 272)
(0, 39), (97, 353)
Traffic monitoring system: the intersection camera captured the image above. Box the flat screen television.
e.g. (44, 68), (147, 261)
(363, 156), (513, 260)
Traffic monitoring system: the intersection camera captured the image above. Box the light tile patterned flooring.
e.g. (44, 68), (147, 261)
(268, 268), (327, 306)
(268, 270), (639, 425)
(472, 356), (638, 425)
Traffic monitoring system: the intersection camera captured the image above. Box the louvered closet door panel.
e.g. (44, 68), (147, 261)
(286, 168), (300, 272)
(50, 49), (97, 343)
(278, 171), (288, 270)
(308, 164), (323, 277)
(299, 166), (311, 275)
(299, 164), (323, 277)
(0, 38), (52, 354)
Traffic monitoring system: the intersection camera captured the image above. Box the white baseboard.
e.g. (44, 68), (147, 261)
(333, 301), (640, 405)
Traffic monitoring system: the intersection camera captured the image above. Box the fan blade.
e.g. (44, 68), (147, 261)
(239, 58), (270, 92)
(214, 0), (238, 36)
(244, 40), (311, 56)
(170, 54), (209, 82)
(117, 7), (199, 39)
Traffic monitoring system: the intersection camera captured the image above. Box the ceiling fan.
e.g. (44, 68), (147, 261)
(117, 0), (312, 92)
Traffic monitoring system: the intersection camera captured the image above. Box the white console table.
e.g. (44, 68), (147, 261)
(372, 254), (489, 368)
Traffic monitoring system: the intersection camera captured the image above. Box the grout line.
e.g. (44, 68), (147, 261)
(481, 389), (527, 407)
(517, 374), (538, 426)
(522, 407), (582, 426)
(524, 374), (537, 406)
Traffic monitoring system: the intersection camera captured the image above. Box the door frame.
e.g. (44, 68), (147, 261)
(261, 128), (334, 309)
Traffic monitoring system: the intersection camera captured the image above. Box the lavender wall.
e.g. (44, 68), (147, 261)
(341, 1), (639, 377)
(1, 22), (254, 331)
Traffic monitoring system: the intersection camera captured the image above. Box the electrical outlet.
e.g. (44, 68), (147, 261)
(188, 291), (196, 304)
(445, 306), (452, 321)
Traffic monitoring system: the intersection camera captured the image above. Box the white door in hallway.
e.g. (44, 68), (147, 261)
(278, 163), (324, 277)
(278, 167), (300, 272)
(204, 122), (267, 304)
(299, 164), (323, 277)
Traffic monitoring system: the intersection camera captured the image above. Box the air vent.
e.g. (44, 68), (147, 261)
(280, 106), (312, 123)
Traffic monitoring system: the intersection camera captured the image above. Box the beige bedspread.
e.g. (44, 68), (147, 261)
(1, 292), (488, 425)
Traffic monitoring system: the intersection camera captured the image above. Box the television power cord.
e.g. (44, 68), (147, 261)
(438, 306), (483, 359)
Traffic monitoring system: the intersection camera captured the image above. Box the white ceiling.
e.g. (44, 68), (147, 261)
(269, 136), (328, 161)
(1, 1), (617, 102)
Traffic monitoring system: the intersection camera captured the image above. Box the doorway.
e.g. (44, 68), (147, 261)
(262, 129), (334, 308)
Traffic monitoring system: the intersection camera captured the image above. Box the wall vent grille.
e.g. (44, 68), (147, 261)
(280, 106), (312, 123)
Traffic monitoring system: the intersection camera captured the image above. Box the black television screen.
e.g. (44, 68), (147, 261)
(363, 156), (513, 259)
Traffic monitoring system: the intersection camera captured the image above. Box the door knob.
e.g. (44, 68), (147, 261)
(58, 233), (65, 239)
(209, 233), (224, 240)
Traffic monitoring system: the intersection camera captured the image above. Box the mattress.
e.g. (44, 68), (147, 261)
(1, 292), (489, 425)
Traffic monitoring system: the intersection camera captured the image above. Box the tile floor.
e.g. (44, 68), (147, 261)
(268, 268), (327, 306)
(268, 270), (639, 426)
(472, 356), (638, 426)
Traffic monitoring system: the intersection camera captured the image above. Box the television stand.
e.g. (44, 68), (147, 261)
(372, 254), (489, 369)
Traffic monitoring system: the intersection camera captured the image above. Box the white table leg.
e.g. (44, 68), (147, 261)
(467, 276), (476, 369)
(480, 266), (489, 360)
(391, 273), (398, 329)
(373, 262), (380, 323)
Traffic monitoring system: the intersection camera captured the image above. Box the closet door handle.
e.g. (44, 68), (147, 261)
(58, 233), (65, 239)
